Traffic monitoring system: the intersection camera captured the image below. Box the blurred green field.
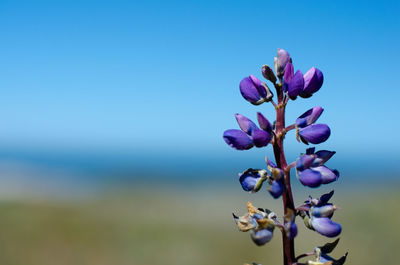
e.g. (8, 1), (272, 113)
(0, 184), (398, 265)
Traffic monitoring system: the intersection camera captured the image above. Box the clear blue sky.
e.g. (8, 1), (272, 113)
(0, 0), (399, 164)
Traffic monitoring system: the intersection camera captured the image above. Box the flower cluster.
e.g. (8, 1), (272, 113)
(298, 191), (342, 238)
(296, 148), (339, 188)
(222, 48), (347, 265)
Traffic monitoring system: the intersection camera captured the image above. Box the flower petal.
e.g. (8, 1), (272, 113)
(257, 112), (272, 132)
(288, 70), (304, 99)
(312, 166), (339, 184)
(283, 62), (294, 92)
(312, 150), (336, 167)
(223, 129), (254, 150)
(235, 114), (258, 134)
(251, 129), (271, 148)
(311, 217), (342, 238)
(275, 48), (291, 77)
(298, 169), (322, 188)
(251, 229), (274, 246)
(296, 106), (324, 128)
(296, 154), (316, 171)
(268, 180), (285, 199)
(301, 67), (324, 96)
(299, 124), (331, 144)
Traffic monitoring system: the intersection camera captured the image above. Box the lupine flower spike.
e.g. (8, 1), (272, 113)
(222, 49), (347, 265)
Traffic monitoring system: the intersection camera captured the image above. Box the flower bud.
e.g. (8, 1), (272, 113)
(299, 124), (331, 144)
(261, 65), (277, 83)
(274, 48), (291, 77)
(296, 106), (324, 128)
(239, 75), (272, 105)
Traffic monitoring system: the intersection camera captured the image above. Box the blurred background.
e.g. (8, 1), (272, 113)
(0, 0), (399, 264)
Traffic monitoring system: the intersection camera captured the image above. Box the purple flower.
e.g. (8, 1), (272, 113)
(251, 228), (274, 246)
(296, 149), (339, 188)
(298, 169), (323, 188)
(239, 169), (267, 193)
(297, 148), (336, 169)
(311, 217), (342, 238)
(223, 114), (272, 150)
(268, 179), (285, 199)
(239, 75), (273, 105)
(274, 48), (291, 77)
(298, 124), (331, 144)
(299, 67), (324, 98)
(296, 106), (324, 128)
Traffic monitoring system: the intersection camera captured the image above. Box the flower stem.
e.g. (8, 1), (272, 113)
(273, 83), (296, 265)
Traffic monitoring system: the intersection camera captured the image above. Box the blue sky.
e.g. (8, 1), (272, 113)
(0, 0), (399, 165)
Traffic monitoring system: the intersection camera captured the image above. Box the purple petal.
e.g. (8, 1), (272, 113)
(312, 166), (339, 184)
(306, 147), (316, 155)
(223, 129), (254, 150)
(318, 190), (334, 206)
(249, 75), (268, 99)
(299, 124), (331, 144)
(257, 112), (272, 132)
(239, 172), (260, 192)
(298, 169), (322, 188)
(251, 129), (271, 148)
(296, 155), (316, 171)
(302, 67), (324, 95)
(239, 77), (261, 104)
(285, 221), (298, 239)
(296, 106), (324, 128)
(311, 204), (337, 218)
(288, 70), (304, 99)
(251, 229), (274, 246)
(235, 114), (258, 134)
(312, 150), (336, 167)
(275, 48), (291, 77)
(268, 180), (285, 199)
(283, 63), (294, 92)
(311, 217), (342, 238)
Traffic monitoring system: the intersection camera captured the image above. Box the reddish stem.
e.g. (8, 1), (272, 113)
(273, 82), (296, 265)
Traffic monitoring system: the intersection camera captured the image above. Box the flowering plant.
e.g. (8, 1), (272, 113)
(223, 49), (348, 265)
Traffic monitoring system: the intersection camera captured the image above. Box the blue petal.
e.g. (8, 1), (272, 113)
(223, 129), (254, 150)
